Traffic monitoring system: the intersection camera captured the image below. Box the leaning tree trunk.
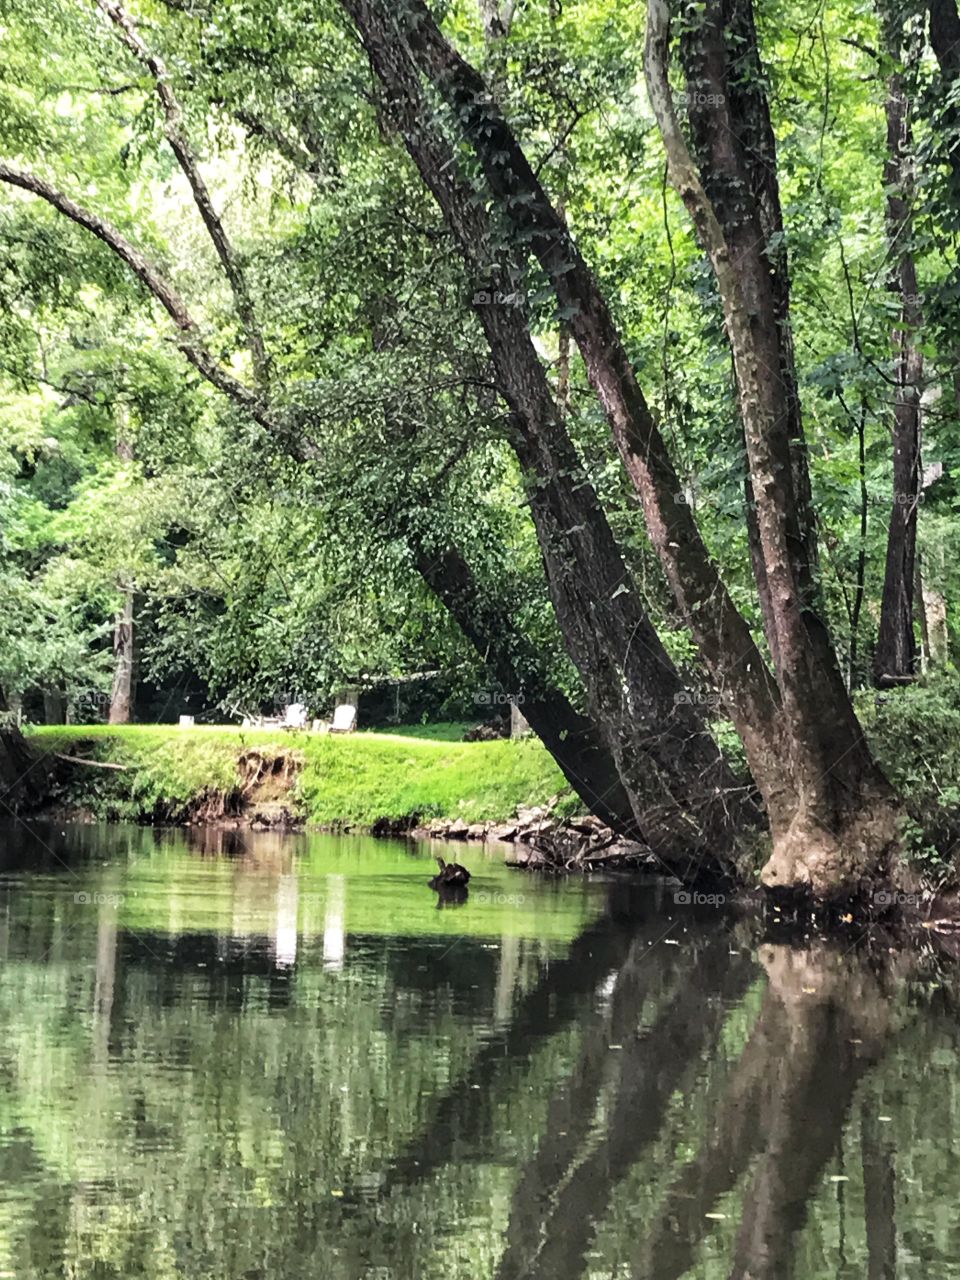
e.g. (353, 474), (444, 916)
(874, 11), (923, 687)
(409, 538), (639, 839)
(344, 3), (755, 870)
(351, 0), (900, 894)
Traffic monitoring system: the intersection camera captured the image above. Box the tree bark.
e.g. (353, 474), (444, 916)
(645, 0), (899, 893)
(342, 0), (753, 871)
(395, 0), (785, 791)
(350, 0), (900, 894)
(108, 587), (135, 724)
(874, 11), (923, 687)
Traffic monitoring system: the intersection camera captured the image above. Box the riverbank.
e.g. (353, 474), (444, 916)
(18, 675), (960, 898)
(25, 723), (571, 831)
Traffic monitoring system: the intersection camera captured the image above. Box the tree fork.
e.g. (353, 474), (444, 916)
(645, 0), (900, 894)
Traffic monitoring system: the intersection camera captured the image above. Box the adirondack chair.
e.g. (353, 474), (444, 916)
(329, 704), (357, 734)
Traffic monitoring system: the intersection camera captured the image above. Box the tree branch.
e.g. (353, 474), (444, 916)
(0, 162), (317, 460)
(95, 0), (271, 389)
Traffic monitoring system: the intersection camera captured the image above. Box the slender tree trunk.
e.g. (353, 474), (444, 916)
(920, 545), (950, 666)
(109, 407), (136, 724)
(874, 12), (923, 687)
(409, 539), (639, 839)
(850, 399), (870, 686)
(43, 688), (67, 724)
(108, 586), (135, 724)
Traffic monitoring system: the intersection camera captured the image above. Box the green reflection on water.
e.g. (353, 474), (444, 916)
(0, 823), (959, 1280)
(16, 825), (606, 943)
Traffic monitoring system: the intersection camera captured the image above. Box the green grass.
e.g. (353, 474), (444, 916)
(25, 723), (567, 827)
(298, 732), (562, 824)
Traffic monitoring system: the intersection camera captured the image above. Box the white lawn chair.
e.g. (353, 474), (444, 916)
(329, 704), (357, 734)
(283, 702), (308, 729)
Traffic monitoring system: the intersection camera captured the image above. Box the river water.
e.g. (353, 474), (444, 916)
(0, 821), (958, 1278)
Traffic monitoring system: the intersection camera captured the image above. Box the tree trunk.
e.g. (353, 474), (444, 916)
(920, 550), (950, 667)
(109, 406), (137, 724)
(344, 1), (755, 871)
(366, 0), (784, 769)
(874, 12), (923, 687)
(0, 724), (47, 811)
(354, 0), (899, 895)
(43, 688), (67, 724)
(410, 539), (639, 839)
(644, 0), (899, 894)
(108, 586), (136, 724)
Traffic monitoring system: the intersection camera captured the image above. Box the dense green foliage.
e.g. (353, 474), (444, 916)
(2, 0), (958, 721)
(5, 0), (960, 888)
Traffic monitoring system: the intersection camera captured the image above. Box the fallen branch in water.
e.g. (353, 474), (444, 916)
(55, 753), (134, 771)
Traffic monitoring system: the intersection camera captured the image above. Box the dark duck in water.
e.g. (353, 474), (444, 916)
(428, 856), (471, 889)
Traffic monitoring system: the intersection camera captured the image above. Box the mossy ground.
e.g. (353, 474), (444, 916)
(25, 724), (568, 827)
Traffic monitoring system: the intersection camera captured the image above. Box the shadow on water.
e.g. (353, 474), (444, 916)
(0, 821), (959, 1278)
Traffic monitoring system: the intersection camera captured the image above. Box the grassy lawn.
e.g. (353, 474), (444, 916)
(25, 723), (567, 827)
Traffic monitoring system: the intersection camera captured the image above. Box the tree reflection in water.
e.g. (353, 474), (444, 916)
(0, 826), (958, 1279)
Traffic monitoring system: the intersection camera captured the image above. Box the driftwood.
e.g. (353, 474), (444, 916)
(54, 753), (133, 771)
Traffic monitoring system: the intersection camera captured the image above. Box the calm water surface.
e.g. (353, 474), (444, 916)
(0, 821), (958, 1279)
